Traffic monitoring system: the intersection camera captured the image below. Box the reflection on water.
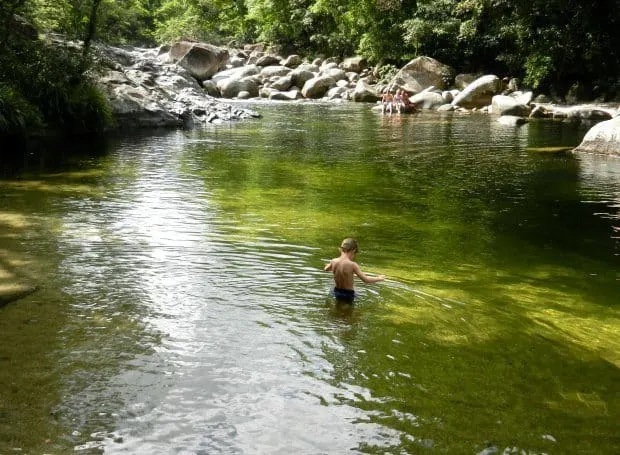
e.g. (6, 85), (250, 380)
(0, 104), (618, 454)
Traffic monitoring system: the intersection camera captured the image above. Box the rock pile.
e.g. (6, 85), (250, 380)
(94, 43), (260, 129)
(94, 39), (619, 155)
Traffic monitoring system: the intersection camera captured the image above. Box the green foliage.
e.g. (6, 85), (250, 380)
(375, 64), (398, 84)
(65, 82), (114, 131)
(0, 85), (44, 135)
(523, 54), (554, 90)
(0, 5), (113, 136)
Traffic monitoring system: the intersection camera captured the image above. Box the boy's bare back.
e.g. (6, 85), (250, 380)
(329, 256), (356, 290)
(324, 238), (385, 291)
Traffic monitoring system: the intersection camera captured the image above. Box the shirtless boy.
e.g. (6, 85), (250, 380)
(324, 238), (385, 302)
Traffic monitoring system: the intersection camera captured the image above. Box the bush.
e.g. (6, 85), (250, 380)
(66, 82), (114, 132)
(0, 85), (44, 136)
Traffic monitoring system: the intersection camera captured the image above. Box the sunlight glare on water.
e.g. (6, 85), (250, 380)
(0, 103), (618, 455)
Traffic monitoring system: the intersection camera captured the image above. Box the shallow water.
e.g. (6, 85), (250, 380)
(0, 103), (618, 454)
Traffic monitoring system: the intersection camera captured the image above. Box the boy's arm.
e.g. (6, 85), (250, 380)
(324, 260), (333, 272)
(352, 262), (385, 283)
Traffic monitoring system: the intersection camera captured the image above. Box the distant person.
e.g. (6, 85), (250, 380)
(394, 89), (403, 113)
(381, 90), (394, 114)
(401, 90), (414, 110)
(324, 238), (385, 302)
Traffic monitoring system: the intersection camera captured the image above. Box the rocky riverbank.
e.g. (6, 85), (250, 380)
(95, 40), (619, 156)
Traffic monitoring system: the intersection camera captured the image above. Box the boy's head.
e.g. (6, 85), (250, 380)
(340, 238), (358, 254)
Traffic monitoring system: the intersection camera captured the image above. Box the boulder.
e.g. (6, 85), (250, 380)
(296, 63), (320, 73)
(323, 57), (340, 65)
(229, 56), (246, 68)
(301, 75), (336, 99)
(103, 84), (181, 128)
(212, 65), (260, 83)
(410, 91), (444, 110)
(94, 43), (260, 128)
(437, 104), (456, 112)
(270, 74), (293, 91)
(322, 68), (347, 82)
(352, 79), (379, 102)
(169, 41), (229, 81)
(573, 117), (620, 156)
(454, 73), (479, 90)
(282, 54), (302, 68)
(565, 107), (613, 121)
(327, 86), (347, 99)
(290, 69), (316, 89)
(217, 76), (260, 98)
(202, 80), (220, 97)
(341, 56), (367, 73)
(336, 79), (349, 88)
(256, 55), (281, 67)
(346, 72), (360, 82)
(260, 65), (292, 78)
(390, 56), (455, 94)
(320, 62), (339, 73)
(529, 105), (552, 118)
(513, 91), (533, 105)
(452, 75), (503, 109)
(491, 95), (531, 116)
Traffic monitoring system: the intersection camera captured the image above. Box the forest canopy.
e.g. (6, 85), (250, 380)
(1, 0), (619, 137)
(23, 0), (620, 98)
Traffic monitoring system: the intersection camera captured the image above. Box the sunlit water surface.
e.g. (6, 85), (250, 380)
(0, 103), (619, 454)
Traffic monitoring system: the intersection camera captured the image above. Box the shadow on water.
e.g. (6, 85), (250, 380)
(0, 132), (175, 453)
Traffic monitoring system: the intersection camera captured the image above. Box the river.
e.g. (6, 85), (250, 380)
(0, 102), (618, 454)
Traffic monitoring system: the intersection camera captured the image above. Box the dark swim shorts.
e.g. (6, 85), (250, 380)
(333, 287), (356, 302)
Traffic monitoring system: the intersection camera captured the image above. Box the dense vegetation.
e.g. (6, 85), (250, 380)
(1, 0), (619, 137)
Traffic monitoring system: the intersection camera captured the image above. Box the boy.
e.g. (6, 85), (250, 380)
(324, 238), (385, 302)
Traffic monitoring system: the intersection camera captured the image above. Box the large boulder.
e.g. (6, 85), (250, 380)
(452, 75), (503, 109)
(454, 73), (479, 90)
(212, 65), (260, 83)
(282, 54), (302, 68)
(169, 41), (229, 81)
(270, 74), (293, 91)
(260, 65), (291, 78)
(217, 76), (260, 98)
(491, 95), (531, 116)
(102, 84), (181, 128)
(573, 117), (620, 156)
(256, 55), (281, 66)
(301, 75), (336, 99)
(410, 90), (444, 109)
(390, 56), (455, 93)
(341, 56), (367, 73)
(322, 68), (347, 82)
(290, 69), (317, 89)
(352, 79), (379, 102)
(565, 107), (613, 121)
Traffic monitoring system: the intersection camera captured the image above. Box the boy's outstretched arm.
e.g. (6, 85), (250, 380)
(324, 260), (333, 272)
(353, 262), (385, 283)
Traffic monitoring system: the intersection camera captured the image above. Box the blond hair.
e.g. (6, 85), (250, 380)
(340, 238), (358, 253)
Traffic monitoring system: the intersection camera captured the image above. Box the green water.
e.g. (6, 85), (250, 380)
(0, 103), (618, 454)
